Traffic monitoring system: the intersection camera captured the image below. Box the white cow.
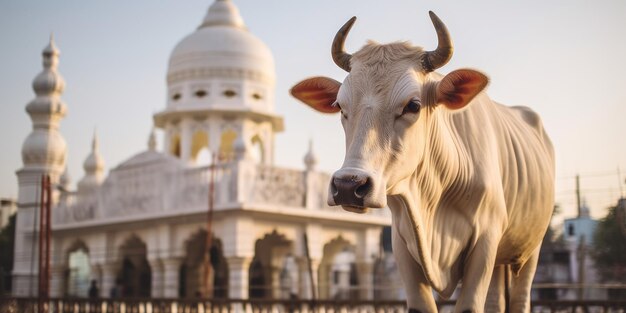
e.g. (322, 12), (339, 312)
(291, 12), (554, 313)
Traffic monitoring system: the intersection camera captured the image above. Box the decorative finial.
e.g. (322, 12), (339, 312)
(43, 32), (60, 57)
(199, 0), (246, 29)
(148, 128), (157, 151)
(304, 138), (318, 171)
(79, 130), (105, 193)
(91, 129), (99, 152)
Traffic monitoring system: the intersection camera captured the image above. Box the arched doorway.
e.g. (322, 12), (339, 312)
(319, 236), (357, 299)
(170, 134), (181, 157)
(249, 231), (294, 299)
(179, 229), (228, 298)
(250, 135), (265, 164)
(191, 131), (210, 166)
(219, 130), (237, 161)
(65, 240), (91, 297)
(117, 236), (151, 297)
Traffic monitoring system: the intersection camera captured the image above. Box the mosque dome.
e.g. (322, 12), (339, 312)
(166, 0), (275, 112)
(154, 0), (283, 166)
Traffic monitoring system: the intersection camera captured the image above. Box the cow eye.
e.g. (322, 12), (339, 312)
(402, 99), (421, 115)
(335, 102), (348, 119)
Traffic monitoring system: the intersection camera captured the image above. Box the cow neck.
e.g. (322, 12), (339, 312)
(387, 108), (473, 295)
(411, 107), (473, 216)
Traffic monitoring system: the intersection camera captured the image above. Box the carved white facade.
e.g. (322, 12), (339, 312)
(13, 0), (393, 300)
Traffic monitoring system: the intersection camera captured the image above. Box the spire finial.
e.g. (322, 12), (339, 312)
(304, 138), (318, 171)
(43, 33), (60, 55)
(198, 0), (246, 29)
(148, 128), (157, 151)
(92, 128), (99, 152)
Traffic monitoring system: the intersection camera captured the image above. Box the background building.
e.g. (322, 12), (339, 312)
(12, 0), (394, 300)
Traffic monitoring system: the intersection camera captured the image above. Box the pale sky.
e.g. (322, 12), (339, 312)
(1, 0), (625, 228)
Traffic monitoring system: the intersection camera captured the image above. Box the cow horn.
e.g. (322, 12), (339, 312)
(332, 16), (356, 72)
(422, 11), (453, 72)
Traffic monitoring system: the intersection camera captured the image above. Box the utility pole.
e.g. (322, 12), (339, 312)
(576, 174), (581, 217)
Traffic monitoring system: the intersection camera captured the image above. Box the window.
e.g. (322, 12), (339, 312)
(252, 93), (262, 100)
(195, 90), (207, 98)
(172, 93), (182, 101)
(223, 90), (237, 98)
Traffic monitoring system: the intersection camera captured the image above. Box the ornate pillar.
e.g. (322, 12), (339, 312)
(149, 259), (164, 298)
(226, 257), (251, 299)
(162, 257), (182, 298)
(297, 257), (319, 299)
(271, 265), (281, 299)
(356, 262), (374, 300)
(100, 262), (118, 298)
(356, 227), (381, 300)
(180, 119), (192, 164)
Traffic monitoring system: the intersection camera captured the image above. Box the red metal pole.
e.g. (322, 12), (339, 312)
(38, 175), (51, 313)
(38, 175), (45, 313)
(44, 175), (51, 302)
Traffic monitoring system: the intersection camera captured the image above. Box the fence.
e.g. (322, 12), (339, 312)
(1, 298), (625, 313)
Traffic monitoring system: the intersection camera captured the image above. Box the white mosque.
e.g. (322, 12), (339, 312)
(12, 0), (400, 300)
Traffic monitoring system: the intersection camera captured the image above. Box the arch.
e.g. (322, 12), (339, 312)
(65, 240), (91, 297)
(218, 129), (237, 161)
(195, 147), (213, 167)
(191, 130), (209, 164)
(179, 229), (228, 298)
(249, 230), (294, 299)
(251, 134), (265, 164)
(319, 236), (356, 299)
(170, 134), (181, 157)
(330, 248), (358, 300)
(117, 235), (151, 297)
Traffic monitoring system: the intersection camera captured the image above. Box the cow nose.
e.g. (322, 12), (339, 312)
(330, 172), (373, 206)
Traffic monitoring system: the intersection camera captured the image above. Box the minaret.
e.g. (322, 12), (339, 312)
(303, 139), (318, 171)
(148, 128), (157, 151)
(77, 132), (106, 194)
(13, 35), (68, 296)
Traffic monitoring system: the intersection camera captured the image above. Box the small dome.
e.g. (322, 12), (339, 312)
(78, 132), (105, 194)
(168, 0), (274, 83)
(83, 133), (105, 174)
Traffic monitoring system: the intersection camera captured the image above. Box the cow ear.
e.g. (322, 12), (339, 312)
(436, 69), (489, 110)
(290, 77), (342, 114)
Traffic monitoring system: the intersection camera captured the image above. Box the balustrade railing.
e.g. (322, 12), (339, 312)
(1, 298), (625, 313)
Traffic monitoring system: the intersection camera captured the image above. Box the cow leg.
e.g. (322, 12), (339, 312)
(508, 246), (540, 313)
(455, 233), (500, 313)
(485, 265), (506, 313)
(392, 227), (437, 313)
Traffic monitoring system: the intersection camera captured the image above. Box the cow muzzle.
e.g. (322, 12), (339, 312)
(328, 167), (386, 213)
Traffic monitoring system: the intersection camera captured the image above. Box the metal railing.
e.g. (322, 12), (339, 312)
(1, 298), (625, 313)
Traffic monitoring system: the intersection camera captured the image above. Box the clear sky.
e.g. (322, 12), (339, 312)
(1, 0), (625, 227)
